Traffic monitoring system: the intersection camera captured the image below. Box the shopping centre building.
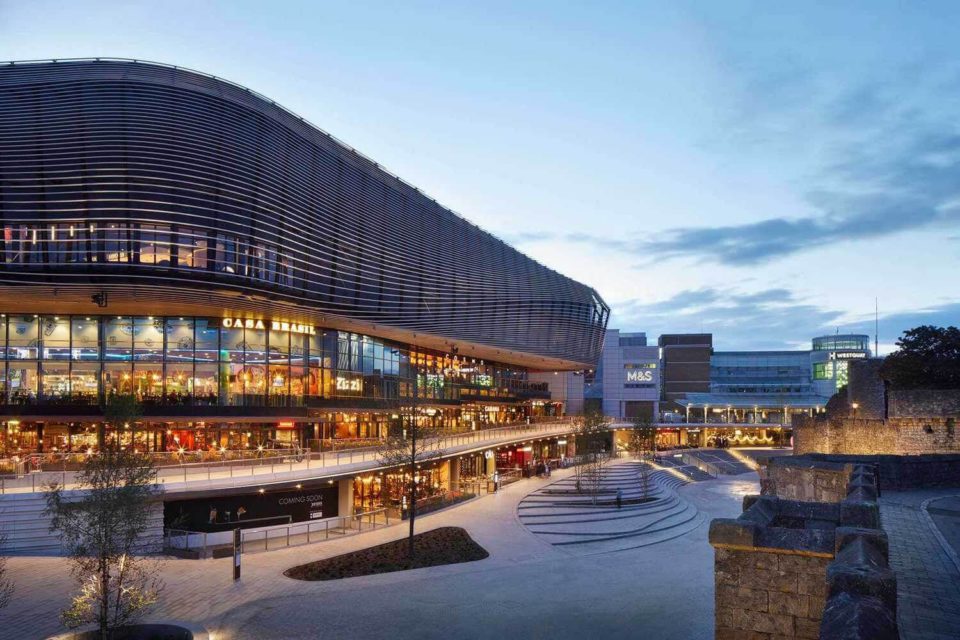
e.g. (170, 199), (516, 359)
(0, 59), (608, 540)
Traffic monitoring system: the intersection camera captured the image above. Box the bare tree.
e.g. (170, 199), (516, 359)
(0, 529), (13, 610)
(376, 389), (444, 565)
(627, 415), (656, 459)
(574, 410), (609, 503)
(102, 394), (143, 452)
(45, 448), (163, 639)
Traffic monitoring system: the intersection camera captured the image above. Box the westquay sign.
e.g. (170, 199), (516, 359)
(221, 317), (317, 335)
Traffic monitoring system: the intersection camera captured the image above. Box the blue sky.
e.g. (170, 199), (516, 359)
(2, 1), (958, 352)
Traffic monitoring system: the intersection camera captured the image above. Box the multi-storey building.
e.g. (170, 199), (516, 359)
(0, 59), (608, 538)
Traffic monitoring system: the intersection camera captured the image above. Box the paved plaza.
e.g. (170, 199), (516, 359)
(879, 489), (960, 640)
(2, 461), (756, 640)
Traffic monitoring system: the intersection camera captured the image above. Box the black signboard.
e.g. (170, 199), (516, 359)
(164, 484), (339, 532)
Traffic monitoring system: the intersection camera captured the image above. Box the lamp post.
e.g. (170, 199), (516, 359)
(851, 402), (859, 417)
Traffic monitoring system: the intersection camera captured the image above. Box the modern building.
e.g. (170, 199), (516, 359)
(0, 59), (608, 534)
(585, 330), (659, 420)
(658, 333), (712, 414)
(672, 334), (871, 447)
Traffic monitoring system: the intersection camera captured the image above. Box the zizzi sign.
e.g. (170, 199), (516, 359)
(625, 370), (654, 382)
(221, 317), (316, 335)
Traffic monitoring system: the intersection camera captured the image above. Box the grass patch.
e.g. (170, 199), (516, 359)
(284, 526), (489, 581)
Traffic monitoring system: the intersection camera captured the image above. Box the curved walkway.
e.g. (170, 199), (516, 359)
(2, 465), (757, 640)
(517, 460), (703, 553)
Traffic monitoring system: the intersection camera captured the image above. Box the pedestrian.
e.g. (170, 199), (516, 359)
(616, 487), (623, 509)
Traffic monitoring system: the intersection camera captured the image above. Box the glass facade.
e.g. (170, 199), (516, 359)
(0, 315), (549, 408)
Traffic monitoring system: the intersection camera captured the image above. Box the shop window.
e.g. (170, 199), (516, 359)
(269, 365), (290, 398)
(133, 317), (164, 362)
(220, 325), (244, 364)
(8, 316), (39, 360)
(104, 317), (133, 360)
(165, 318), (194, 363)
(103, 362), (133, 397)
(41, 316), (70, 360)
(49, 224), (68, 263)
(133, 363), (163, 401)
(244, 327), (267, 366)
(306, 367), (322, 398)
(194, 318), (219, 362)
(289, 366), (306, 403)
(8, 362), (38, 402)
(268, 328), (290, 362)
(70, 362), (99, 403)
(165, 363), (193, 404)
(41, 362), (70, 399)
(71, 317), (100, 360)
(194, 363), (219, 405)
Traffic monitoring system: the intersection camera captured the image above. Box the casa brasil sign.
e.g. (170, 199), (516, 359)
(221, 317), (317, 335)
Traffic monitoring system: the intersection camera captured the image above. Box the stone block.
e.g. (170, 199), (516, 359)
(794, 616), (820, 639)
(778, 554), (829, 575)
(797, 571), (827, 598)
(718, 585), (768, 613)
(752, 568), (798, 593)
(819, 592), (897, 640)
(739, 608), (795, 636)
(710, 518), (759, 548)
(716, 606), (739, 629)
(768, 590), (809, 618)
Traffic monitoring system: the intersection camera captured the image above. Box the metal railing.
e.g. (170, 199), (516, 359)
(240, 508), (391, 553)
(1, 419), (576, 494)
(680, 453), (721, 478)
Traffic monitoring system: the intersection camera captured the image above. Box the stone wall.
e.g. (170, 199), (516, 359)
(796, 452), (960, 491)
(761, 457), (852, 503)
(793, 415), (958, 456)
(848, 359), (887, 420)
(715, 546), (829, 639)
(710, 463), (897, 639)
(889, 389), (960, 418)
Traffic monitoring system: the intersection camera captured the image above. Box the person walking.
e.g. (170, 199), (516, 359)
(616, 487), (623, 509)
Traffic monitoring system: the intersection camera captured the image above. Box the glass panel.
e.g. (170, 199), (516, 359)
(194, 363), (219, 405)
(0, 316), (6, 355)
(177, 227), (208, 269)
(307, 367), (322, 397)
(8, 315), (39, 359)
(140, 224), (171, 265)
(308, 332), (324, 368)
(41, 362), (70, 399)
(104, 223), (130, 263)
(104, 317), (133, 361)
(269, 365), (289, 397)
(103, 362), (133, 397)
(268, 328), (289, 363)
(290, 366), (305, 404)
(70, 362), (99, 403)
(220, 325), (244, 364)
(133, 363), (163, 402)
(195, 318), (219, 362)
(165, 318), (194, 363)
(8, 362), (38, 403)
(133, 317), (164, 362)
(41, 316), (70, 360)
(165, 362), (192, 404)
(244, 326), (267, 364)
(224, 362), (244, 405)
(71, 317), (100, 360)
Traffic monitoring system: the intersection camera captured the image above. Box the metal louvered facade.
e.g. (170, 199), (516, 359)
(0, 58), (608, 371)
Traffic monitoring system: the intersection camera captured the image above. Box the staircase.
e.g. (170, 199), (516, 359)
(0, 491), (163, 555)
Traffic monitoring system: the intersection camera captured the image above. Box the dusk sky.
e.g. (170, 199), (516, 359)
(2, 1), (958, 352)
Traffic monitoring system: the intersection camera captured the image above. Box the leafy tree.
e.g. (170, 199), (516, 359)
(376, 410), (443, 565)
(880, 326), (960, 389)
(45, 448), (163, 638)
(102, 394), (144, 452)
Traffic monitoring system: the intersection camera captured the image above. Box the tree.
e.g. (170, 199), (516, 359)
(626, 415), (657, 459)
(574, 410), (610, 504)
(880, 325), (960, 389)
(376, 398), (444, 565)
(45, 448), (163, 638)
(101, 394), (143, 452)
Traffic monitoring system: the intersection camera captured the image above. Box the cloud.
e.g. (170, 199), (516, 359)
(611, 286), (960, 351)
